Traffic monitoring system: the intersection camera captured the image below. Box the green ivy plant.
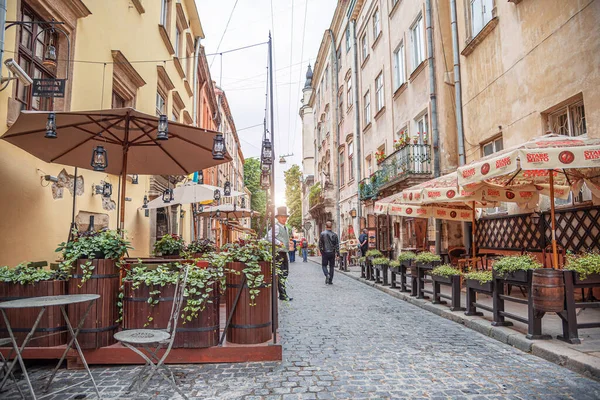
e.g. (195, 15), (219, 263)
(184, 239), (216, 258)
(365, 249), (383, 258)
(372, 257), (390, 266)
(56, 229), (132, 285)
(153, 234), (185, 256)
(431, 264), (462, 278)
(221, 238), (278, 306)
(464, 270), (493, 284)
(565, 253), (600, 280)
(492, 255), (541, 276)
(0, 263), (68, 285)
(121, 262), (221, 326)
(414, 252), (441, 264)
(397, 251), (417, 262)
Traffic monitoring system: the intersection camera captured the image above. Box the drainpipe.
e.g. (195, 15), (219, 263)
(0, 0), (6, 79)
(351, 19), (362, 238)
(450, 0), (471, 252)
(192, 37), (201, 126)
(327, 29), (341, 238)
(425, 0), (442, 254)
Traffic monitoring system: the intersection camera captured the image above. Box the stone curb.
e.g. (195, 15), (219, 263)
(316, 261), (600, 381)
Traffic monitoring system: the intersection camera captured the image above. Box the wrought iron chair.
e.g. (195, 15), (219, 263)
(114, 265), (190, 399)
(0, 337), (25, 399)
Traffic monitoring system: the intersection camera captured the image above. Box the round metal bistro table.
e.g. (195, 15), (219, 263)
(0, 294), (101, 400)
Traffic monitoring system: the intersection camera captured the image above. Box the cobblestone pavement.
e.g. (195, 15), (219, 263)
(4, 261), (600, 399)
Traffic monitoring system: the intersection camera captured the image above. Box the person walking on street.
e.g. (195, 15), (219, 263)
(265, 206), (293, 301)
(288, 238), (296, 263)
(319, 221), (339, 285)
(300, 237), (309, 262)
(359, 228), (369, 257)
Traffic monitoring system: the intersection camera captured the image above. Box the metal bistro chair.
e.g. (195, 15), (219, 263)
(0, 337), (25, 399)
(114, 265), (190, 399)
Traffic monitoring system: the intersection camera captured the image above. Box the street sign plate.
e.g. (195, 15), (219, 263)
(31, 79), (66, 98)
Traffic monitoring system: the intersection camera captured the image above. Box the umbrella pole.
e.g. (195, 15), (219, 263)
(549, 171), (559, 269)
(472, 201), (477, 259)
(119, 148), (128, 233)
(68, 167), (78, 241)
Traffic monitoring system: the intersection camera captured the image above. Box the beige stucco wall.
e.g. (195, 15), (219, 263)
(0, 0), (203, 266)
(457, 0), (600, 160)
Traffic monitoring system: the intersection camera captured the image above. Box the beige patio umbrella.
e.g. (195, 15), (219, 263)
(1, 108), (231, 231)
(457, 134), (600, 268)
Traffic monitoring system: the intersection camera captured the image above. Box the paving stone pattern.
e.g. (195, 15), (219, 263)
(4, 261), (600, 399)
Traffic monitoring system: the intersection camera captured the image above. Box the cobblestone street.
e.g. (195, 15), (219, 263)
(4, 260), (600, 399)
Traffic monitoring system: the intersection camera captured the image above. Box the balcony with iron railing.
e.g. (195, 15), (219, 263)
(359, 144), (432, 201)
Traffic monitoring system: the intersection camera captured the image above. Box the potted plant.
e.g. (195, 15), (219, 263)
(154, 234), (185, 258)
(397, 251), (416, 267)
(431, 264), (462, 285)
(56, 229), (132, 349)
(375, 150), (386, 164)
(121, 262), (222, 348)
(492, 254), (541, 283)
(365, 249), (383, 260)
(422, 131), (428, 145)
(222, 238), (275, 345)
(389, 260), (401, 273)
(414, 252), (441, 274)
(0, 262), (69, 347)
(372, 257), (389, 272)
(565, 253), (600, 284)
(184, 239), (216, 266)
(464, 270), (493, 292)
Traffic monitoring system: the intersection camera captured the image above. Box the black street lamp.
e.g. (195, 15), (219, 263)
(212, 133), (226, 160)
(45, 113), (57, 139)
(102, 182), (112, 198)
(199, 204), (204, 212)
(224, 181), (231, 196)
(162, 188), (174, 203)
(261, 138), (273, 165)
(142, 195), (149, 209)
(131, 174), (139, 184)
(198, 170), (204, 184)
(91, 145), (108, 171)
(215, 210), (221, 218)
(214, 189), (221, 201)
(260, 169), (270, 189)
(241, 197), (246, 208)
(157, 115), (169, 140)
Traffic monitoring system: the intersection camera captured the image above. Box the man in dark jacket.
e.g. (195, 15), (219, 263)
(358, 228), (369, 256)
(319, 221), (339, 285)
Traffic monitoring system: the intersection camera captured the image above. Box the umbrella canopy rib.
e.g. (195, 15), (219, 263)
(86, 115), (126, 144)
(138, 123), (189, 174)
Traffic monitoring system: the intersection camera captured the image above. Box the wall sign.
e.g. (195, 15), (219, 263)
(31, 79), (66, 98)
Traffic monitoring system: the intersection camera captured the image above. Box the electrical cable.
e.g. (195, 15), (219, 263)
(290, 0), (309, 161)
(209, 0), (241, 68)
(270, 0), (281, 150)
(286, 0), (295, 154)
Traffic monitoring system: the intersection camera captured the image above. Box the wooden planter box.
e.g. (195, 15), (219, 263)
(573, 272), (600, 285)
(466, 279), (493, 293)
(432, 274), (452, 285)
(226, 261), (272, 345)
(122, 280), (220, 348)
(0, 280), (67, 347)
(493, 269), (530, 284)
(432, 274), (464, 312)
(68, 259), (120, 350)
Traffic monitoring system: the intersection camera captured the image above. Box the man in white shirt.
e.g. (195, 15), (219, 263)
(265, 206), (292, 301)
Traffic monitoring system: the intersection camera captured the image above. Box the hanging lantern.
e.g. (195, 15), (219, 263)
(214, 189), (221, 201)
(45, 113), (57, 139)
(91, 145), (108, 171)
(260, 170), (270, 189)
(224, 181), (231, 196)
(102, 182), (113, 198)
(215, 210), (221, 218)
(241, 197), (246, 208)
(261, 138), (273, 165)
(180, 209), (184, 219)
(131, 174), (139, 184)
(212, 133), (226, 160)
(43, 37), (57, 68)
(198, 170), (204, 184)
(142, 195), (149, 209)
(162, 188), (174, 203)
(157, 115), (169, 140)
(279, 156), (287, 164)
(199, 204), (204, 212)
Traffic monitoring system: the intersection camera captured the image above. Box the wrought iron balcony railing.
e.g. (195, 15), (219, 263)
(359, 144), (432, 201)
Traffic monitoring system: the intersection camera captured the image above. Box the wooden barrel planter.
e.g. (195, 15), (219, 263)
(122, 280), (220, 348)
(68, 259), (120, 349)
(226, 261), (272, 345)
(0, 280), (67, 347)
(532, 269), (565, 313)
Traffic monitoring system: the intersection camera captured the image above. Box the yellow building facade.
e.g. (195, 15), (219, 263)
(0, 0), (206, 266)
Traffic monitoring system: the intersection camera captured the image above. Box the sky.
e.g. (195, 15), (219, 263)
(196, 0), (337, 206)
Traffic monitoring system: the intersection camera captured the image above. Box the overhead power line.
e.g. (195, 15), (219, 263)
(209, 0), (241, 68)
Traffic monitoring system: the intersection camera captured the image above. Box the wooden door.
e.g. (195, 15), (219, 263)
(415, 219), (428, 250)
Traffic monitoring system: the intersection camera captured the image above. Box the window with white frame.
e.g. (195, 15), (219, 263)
(548, 101), (586, 137)
(373, 9), (380, 39)
(175, 26), (181, 57)
(325, 66), (329, 90)
(410, 14), (425, 71)
(482, 136), (503, 156)
(348, 141), (355, 181)
(375, 73), (384, 112)
(338, 88), (344, 120)
(156, 92), (166, 116)
(393, 42), (406, 90)
(361, 33), (368, 62)
(470, 0), (494, 37)
(340, 148), (345, 186)
(366, 155), (373, 177)
(346, 75), (353, 108)
(346, 26), (351, 52)
(364, 91), (371, 125)
(160, 0), (169, 26)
